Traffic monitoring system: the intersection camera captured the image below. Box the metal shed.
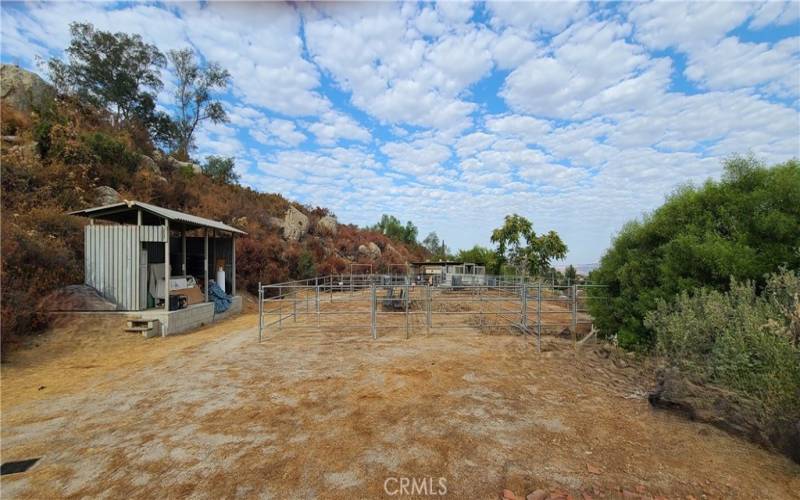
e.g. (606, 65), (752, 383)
(69, 201), (246, 313)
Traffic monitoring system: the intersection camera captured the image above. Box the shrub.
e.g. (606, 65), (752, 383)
(0, 102), (32, 136)
(1, 212), (84, 348)
(84, 132), (140, 172)
(645, 269), (800, 421)
(590, 156), (800, 349)
(33, 119), (53, 158)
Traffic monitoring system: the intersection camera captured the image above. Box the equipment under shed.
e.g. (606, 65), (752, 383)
(69, 201), (246, 336)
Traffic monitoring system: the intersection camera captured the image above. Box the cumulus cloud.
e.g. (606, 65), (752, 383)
(1, 0), (798, 263)
(308, 111), (371, 146)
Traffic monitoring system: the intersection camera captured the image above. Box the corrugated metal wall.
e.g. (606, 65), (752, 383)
(85, 225), (166, 310)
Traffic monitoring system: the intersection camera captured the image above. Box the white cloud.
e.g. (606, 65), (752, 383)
(381, 139), (452, 175)
(1, 0), (798, 264)
(308, 111), (371, 145)
(487, 1), (589, 34)
(684, 36), (800, 97)
(749, 1), (800, 30)
(501, 20), (669, 119)
(628, 2), (755, 50)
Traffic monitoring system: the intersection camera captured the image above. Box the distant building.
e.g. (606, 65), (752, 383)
(410, 261), (486, 286)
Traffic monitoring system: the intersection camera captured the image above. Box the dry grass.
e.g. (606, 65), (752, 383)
(1, 294), (799, 499)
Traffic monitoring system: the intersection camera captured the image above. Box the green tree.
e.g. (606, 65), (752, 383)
(490, 214), (567, 276)
(296, 250), (317, 280)
(589, 156), (800, 350)
(565, 264), (577, 284)
(422, 231), (449, 259)
(371, 215), (418, 245)
(202, 155), (239, 185)
(168, 48), (230, 160)
(47, 22), (166, 126)
(457, 245), (496, 270)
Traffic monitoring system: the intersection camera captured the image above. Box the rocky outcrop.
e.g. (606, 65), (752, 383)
(649, 367), (800, 464)
(316, 215), (338, 236)
(166, 156), (202, 174)
(358, 241), (381, 260)
(0, 64), (55, 113)
(139, 154), (160, 175)
(282, 206), (309, 241)
(94, 186), (122, 206)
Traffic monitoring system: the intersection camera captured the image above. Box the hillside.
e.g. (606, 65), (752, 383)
(0, 64), (426, 346)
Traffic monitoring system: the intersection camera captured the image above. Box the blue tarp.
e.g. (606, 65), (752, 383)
(208, 281), (232, 314)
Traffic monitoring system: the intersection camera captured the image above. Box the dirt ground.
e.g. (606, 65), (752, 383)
(2, 298), (799, 499)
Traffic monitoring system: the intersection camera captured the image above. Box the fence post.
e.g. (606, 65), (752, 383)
(520, 276), (527, 334)
(279, 285), (282, 329)
(293, 288), (297, 322)
(572, 284), (578, 346)
(426, 285), (432, 334)
(405, 281), (410, 340)
(370, 283), (377, 340)
(330, 275), (334, 303)
(537, 281), (542, 352)
(316, 284), (320, 327)
(479, 282), (483, 332)
(258, 282), (263, 342)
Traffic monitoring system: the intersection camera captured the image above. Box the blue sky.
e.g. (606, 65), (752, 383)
(2, 1), (799, 265)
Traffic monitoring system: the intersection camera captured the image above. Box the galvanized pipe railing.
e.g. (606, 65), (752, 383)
(257, 275), (607, 351)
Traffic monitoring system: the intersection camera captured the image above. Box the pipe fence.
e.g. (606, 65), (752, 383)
(257, 274), (607, 352)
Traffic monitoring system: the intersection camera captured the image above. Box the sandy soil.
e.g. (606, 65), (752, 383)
(2, 297), (799, 499)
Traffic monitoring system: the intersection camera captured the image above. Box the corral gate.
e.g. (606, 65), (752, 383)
(257, 275), (606, 351)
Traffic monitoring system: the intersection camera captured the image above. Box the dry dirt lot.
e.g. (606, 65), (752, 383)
(2, 305), (799, 499)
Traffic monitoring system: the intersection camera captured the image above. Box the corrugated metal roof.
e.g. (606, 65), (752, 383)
(69, 200), (247, 234)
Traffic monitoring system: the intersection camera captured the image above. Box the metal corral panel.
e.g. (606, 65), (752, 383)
(85, 225), (142, 310)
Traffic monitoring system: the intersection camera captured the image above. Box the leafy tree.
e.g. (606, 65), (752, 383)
(565, 264), (577, 284)
(457, 245), (496, 270)
(202, 155), (239, 185)
(422, 231), (449, 260)
(296, 250), (317, 280)
(168, 48), (230, 160)
(490, 214), (567, 276)
(47, 22), (166, 126)
(589, 156), (800, 350)
(371, 214), (418, 245)
(422, 232), (440, 254)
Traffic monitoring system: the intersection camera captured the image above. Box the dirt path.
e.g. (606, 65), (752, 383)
(2, 313), (799, 499)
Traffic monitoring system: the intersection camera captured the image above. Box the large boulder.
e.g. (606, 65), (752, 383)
(316, 215), (338, 236)
(358, 241), (382, 260)
(94, 186), (122, 206)
(139, 154), (161, 175)
(282, 206), (309, 241)
(167, 156), (202, 174)
(0, 64), (55, 113)
(39, 285), (117, 311)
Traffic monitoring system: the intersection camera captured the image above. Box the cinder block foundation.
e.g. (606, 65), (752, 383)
(134, 295), (243, 336)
